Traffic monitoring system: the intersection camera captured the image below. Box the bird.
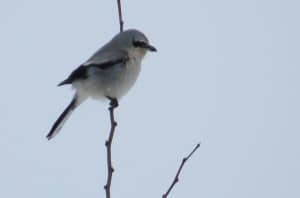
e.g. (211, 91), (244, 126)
(46, 29), (156, 140)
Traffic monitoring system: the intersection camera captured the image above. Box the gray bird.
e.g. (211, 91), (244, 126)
(46, 29), (156, 140)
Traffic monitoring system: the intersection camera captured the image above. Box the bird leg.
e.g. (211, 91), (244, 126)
(107, 97), (119, 108)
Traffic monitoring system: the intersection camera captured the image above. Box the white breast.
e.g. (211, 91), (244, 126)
(119, 58), (141, 97)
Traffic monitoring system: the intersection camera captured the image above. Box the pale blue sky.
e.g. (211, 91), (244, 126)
(1, 0), (299, 197)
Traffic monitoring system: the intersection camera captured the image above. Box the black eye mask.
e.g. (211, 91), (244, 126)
(133, 40), (157, 52)
(133, 40), (147, 48)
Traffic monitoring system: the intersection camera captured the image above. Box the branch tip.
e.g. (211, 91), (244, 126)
(117, 0), (124, 32)
(162, 143), (201, 198)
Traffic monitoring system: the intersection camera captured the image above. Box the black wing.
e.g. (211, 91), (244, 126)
(87, 57), (128, 70)
(58, 65), (87, 86)
(58, 57), (128, 86)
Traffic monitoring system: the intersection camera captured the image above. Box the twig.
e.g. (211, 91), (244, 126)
(162, 143), (201, 198)
(117, 0), (124, 32)
(104, 98), (119, 198)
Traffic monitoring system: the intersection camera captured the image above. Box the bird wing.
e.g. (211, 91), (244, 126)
(58, 51), (129, 86)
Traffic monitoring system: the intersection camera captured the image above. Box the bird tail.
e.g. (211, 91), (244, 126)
(46, 94), (85, 140)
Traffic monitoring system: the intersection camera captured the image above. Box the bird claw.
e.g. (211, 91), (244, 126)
(107, 97), (119, 108)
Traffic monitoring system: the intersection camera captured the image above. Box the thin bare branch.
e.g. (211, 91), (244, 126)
(117, 0), (124, 32)
(103, 2), (123, 197)
(162, 143), (201, 198)
(104, 98), (119, 198)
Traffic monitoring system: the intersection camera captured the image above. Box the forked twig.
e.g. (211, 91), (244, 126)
(162, 143), (201, 198)
(104, 98), (119, 198)
(117, 0), (124, 32)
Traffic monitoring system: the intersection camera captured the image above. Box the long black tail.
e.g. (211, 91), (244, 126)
(46, 96), (78, 140)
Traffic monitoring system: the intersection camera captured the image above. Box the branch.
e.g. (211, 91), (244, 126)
(103, 1), (123, 197)
(162, 143), (201, 198)
(117, 0), (124, 32)
(104, 98), (119, 198)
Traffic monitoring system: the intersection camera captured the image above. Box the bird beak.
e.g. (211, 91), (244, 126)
(145, 44), (157, 52)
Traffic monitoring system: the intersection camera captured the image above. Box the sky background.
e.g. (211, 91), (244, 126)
(1, 0), (299, 197)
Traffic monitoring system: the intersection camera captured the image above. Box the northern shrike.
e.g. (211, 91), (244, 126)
(46, 29), (156, 140)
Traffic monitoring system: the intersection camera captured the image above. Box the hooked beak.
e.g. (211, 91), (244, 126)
(145, 44), (157, 52)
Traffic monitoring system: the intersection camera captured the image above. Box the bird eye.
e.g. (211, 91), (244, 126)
(133, 40), (146, 48)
